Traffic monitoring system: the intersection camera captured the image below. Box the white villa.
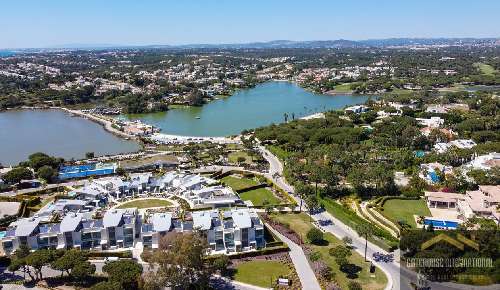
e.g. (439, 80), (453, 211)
(416, 116), (444, 128)
(424, 185), (500, 223)
(434, 139), (477, 153)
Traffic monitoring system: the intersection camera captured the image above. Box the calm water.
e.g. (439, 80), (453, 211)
(123, 81), (373, 136)
(0, 51), (15, 57)
(0, 109), (140, 165)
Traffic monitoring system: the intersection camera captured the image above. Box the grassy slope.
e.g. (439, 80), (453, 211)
(322, 198), (397, 251)
(382, 199), (430, 228)
(271, 213), (387, 290)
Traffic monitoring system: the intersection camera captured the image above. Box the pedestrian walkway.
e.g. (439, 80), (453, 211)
(267, 225), (321, 290)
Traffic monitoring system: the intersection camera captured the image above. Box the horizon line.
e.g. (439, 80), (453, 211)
(2, 36), (500, 51)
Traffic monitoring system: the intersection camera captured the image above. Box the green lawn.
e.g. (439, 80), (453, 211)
(116, 199), (173, 209)
(239, 188), (281, 206)
(221, 176), (259, 191)
(228, 151), (254, 164)
(385, 88), (415, 96)
(382, 198), (431, 228)
(271, 213), (388, 290)
(331, 82), (355, 93)
(234, 260), (292, 288)
(474, 62), (496, 76)
(437, 83), (466, 93)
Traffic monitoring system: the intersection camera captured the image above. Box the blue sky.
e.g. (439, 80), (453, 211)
(1, 0), (499, 48)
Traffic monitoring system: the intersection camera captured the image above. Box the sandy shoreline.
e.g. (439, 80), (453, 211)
(149, 133), (241, 144)
(58, 107), (137, 140)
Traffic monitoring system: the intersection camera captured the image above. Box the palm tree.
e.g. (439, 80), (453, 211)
(355, 224), (373, 262)
(283, 112), (289, 123)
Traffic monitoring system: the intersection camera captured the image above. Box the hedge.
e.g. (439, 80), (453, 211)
(228, 245), (289, 259)
(235, 183), (268, 193)
(87, 250), (133, 258)
(265, 241), (285, 247)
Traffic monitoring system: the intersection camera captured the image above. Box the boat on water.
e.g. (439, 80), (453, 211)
(195, 116), (201, 119)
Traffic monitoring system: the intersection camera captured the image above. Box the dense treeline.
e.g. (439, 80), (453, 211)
(254, 91), (500, 203)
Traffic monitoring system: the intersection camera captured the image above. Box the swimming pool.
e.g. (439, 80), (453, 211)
(424, 218), (459, 229)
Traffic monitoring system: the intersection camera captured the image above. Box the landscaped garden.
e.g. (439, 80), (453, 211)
(116, 198), (173, 209)
(381, 198), (431, 228)
(270, 212), (388, 290)
(221, 175), (259, 191)
(228, 151), (254, 164)
(322, 198), (398, 251)
(233, 260), (292, 288)
(239, 188), (281, 206)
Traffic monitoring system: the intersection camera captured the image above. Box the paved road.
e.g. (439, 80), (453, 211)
(312, 210), (399, 290)
(267, 225), (321, 290)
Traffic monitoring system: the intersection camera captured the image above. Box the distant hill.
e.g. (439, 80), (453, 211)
(14, 37), (500, 51)
(358, 38), (499, 47)
(142, 39), (366, 49)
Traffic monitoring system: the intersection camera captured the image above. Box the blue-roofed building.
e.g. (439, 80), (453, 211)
(59, 162), (117, 180)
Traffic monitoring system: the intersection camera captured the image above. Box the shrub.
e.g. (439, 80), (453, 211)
(319, 264), (334, 281)
(212, 255), (230, 276)
(87, 251), (132, 259)
(348, 281), (362, 290)
(309, 251), (322, 262)
(90, 281), (122, 290)
(306, 228), (324, 245)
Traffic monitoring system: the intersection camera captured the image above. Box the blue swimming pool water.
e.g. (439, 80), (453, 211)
(60, 164), (96, 173)
(424, 219), (458, 229)
(429, 171), (440, 183)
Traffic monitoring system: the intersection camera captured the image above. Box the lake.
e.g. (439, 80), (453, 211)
(0, 109), (140, 166)
(123, 81), (373, 136)
(0, 82), (373, 165)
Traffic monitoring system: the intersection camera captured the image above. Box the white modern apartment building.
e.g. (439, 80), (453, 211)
(1, 208), (265, 256)
(139, 208), (265, 254)
(0, 208), (140, 255)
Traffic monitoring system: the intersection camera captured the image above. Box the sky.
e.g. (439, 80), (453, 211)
(1, 0), (500, 49)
